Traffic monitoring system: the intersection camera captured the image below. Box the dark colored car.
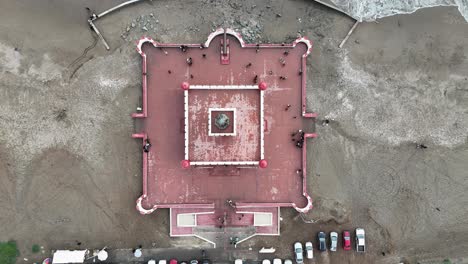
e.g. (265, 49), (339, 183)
(343, 231), (351, 250)
(200, 249), (211, 264)
(318, 231), (327, 251)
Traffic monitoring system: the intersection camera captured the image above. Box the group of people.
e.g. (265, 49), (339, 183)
(292, 129), (305, 148)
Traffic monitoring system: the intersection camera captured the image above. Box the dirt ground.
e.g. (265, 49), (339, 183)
(0, 0), (467, 263)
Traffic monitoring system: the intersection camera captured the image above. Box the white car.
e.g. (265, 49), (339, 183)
(234, 260), (243, 264)
(284, 260), (293, 264)
(158, 261), (167, 264)
(273, 259), (282, 264)
(305, 241), (313, 259)
(356, 228), (366, 252)
(294, 242), (304, 264)
(262, 260), (271, 264)
(330, 232), (338, 251)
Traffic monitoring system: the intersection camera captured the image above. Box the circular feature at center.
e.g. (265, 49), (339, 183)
(215, 113), (230, 130)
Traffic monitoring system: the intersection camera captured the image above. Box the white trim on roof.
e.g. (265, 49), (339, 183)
(190, 85), (258, 90)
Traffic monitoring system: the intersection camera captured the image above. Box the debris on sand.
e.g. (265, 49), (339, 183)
(53, 109), (67, 121)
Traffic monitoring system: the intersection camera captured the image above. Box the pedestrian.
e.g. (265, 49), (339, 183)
(186, 57), (193, 66)
(279, 57), (286, 66)
(285, 104), (291, 111)
(143, 139), (151, 152)
(296, 141), (303, 148)
(322, 119), (330, 126)
(296, 169), (302, 174)
(253, 75), (258, 84)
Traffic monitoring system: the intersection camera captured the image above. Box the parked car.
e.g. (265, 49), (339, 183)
(170, 260), (178, 264)
(234, 260), (243, 264)
(330, 232), (338, 251)
(305, 242), (313, 259)
(356, 228), (366, 252)
(284, 260), (293, 264)
(190, 261), (198, 264)
(318, 232), (327, 251)
(273, 259), (282, 264)
(201, 250), (210, 264)
(343, 231), (351, 251)
(158, 261), (167, 264)
(262, 260), (271, 264)
(294, 242), (304, 264)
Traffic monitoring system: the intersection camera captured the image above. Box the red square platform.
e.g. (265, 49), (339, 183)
(131, 28), (317, 247)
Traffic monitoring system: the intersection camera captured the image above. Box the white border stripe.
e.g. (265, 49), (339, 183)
(260, 90), (265, 160)
(190, 85), (258, 90)
(184, 90), (189, 160)
(190, 161), (259, 166)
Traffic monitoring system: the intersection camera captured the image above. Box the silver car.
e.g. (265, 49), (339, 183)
(294, 242), (304, 264)
(330, 232), (338, 251)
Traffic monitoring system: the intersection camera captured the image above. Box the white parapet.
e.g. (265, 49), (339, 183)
(190, 161), (259, 166)
(260, 90), (265, 160)
(184, 90), (189, 160)
(190, 85), (258, 90)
